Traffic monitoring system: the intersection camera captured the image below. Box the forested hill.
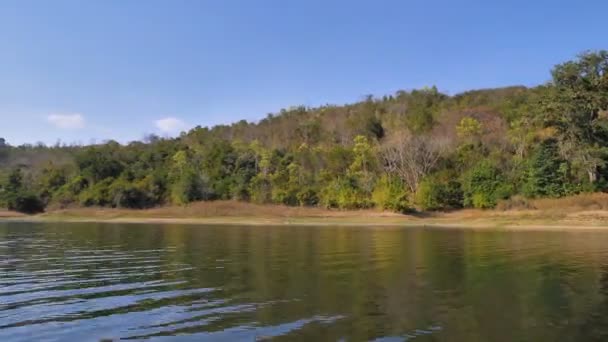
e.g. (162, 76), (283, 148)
(1, 51), (607, 214)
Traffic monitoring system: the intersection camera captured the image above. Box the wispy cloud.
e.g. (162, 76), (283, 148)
(155, 117), (188, 134)
(47, 113), (85, 129)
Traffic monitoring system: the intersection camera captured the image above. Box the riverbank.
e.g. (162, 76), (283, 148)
(0, 210), (25, 218)
(4, 200), (608, 230)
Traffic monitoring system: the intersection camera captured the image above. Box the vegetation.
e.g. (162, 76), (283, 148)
(1, 51), (608, 214)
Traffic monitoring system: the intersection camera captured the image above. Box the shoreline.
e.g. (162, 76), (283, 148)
(4, 205), (608, 231)
(6, 216), (608, 231)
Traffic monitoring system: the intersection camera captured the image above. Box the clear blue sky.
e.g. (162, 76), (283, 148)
(1, 0), (606, 145)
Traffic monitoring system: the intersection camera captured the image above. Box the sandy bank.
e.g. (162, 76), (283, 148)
(0, 210), (26, 218)
(3, 201), (608, 230)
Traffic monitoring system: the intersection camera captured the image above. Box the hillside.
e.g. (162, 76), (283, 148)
(1, 51), (607, 215)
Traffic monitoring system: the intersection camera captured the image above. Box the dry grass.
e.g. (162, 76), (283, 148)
(41, 201), (403, 220)
(0, 210), (25, 218)
(497, 193), (608, 212)
(532, 193), (608, 211)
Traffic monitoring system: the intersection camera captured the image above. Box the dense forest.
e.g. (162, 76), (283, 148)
(1, 51), (607, 214)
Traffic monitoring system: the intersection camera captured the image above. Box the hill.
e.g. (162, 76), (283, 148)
(1, 51), (607, 215)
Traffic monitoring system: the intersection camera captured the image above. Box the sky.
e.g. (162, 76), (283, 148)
(1, 0), (607, 145)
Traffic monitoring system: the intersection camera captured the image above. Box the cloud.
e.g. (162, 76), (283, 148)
(155, 117), (188, 134)
(47, 113), (85, 129)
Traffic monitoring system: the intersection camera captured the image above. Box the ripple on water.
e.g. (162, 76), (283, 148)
(5, 223), (608, 341)
(0, 227), (348, 341)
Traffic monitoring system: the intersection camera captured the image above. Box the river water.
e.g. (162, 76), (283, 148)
(2, 222), (608, 341)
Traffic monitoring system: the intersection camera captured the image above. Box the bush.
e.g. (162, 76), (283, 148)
(109, 178), (152, 209)
(320, 177), (372, 209)
(296, 188), (319, 206)
(271, 187), (298, 206)
(7, 192), (45, 214)
(79, 178), (114, 206)
(462, 160), (511, 209)
(471, 192), (495, 209)
(415, 177), (463, 211)
(414, 179), (442, 210)
(372, 176), (409, 212)
(249, 175), (272, 204)
(51, 176), (89, 207)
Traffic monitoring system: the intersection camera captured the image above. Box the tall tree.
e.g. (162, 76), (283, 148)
(541, 50), (608, 183)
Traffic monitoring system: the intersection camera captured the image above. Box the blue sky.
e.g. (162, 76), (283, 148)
(1, 0), (606, 145)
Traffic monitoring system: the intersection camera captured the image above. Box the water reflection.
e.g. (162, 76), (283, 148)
(1, 223), (608, 341)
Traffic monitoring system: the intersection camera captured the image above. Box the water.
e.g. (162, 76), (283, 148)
(2, 223), (608, 341)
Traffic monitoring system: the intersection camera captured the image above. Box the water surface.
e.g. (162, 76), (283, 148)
(2, 222), (608, 341)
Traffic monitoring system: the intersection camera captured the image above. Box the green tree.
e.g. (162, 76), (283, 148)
(0, 168), (45, 213)
(541, 50), (608, 184)
(456, 117), (482, 140)
(405, 86), (446, 133)
(522, 140), (569, 198)
(0, 137), (7, 162)
(169, 150), (207, 205)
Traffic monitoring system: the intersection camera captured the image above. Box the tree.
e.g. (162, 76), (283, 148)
(75, 146), (124, 183)
(0, 168), (44, 213)
(404, 86), (446, 133)
(541, 50), (608, 183)
(7, 193), (44, 214)
(456, 117), (482, 140)
(380, 132), (445, 192)
(37, 162), (69, 202)
(0, 138), (7, 163)
(349, 135), (377, 194)
(522, 140), (569, 198)
(230, 148), (258, 200)
(168, 150), (207, 205)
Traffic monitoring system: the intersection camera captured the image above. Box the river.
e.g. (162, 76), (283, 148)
(2, 222), (608, 341)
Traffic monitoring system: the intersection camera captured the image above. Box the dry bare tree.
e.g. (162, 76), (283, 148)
(379, 131), (446, 192)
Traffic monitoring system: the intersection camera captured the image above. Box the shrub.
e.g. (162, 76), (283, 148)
(51, 176), (89, 207)
(108, 178), (153, 209)
(320, 177), (372, 209)
(297, 188), (319, 206)
(471, 192), (495, 209)
(415, 177), (463, 211)
(462, 160), (511, 209)
(249, 175), (272, 204)
(415, 179), (443, 210)
(372, 176), (409, 212)
(78, 178), (114, 206)
(7, 192), (45, 214)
